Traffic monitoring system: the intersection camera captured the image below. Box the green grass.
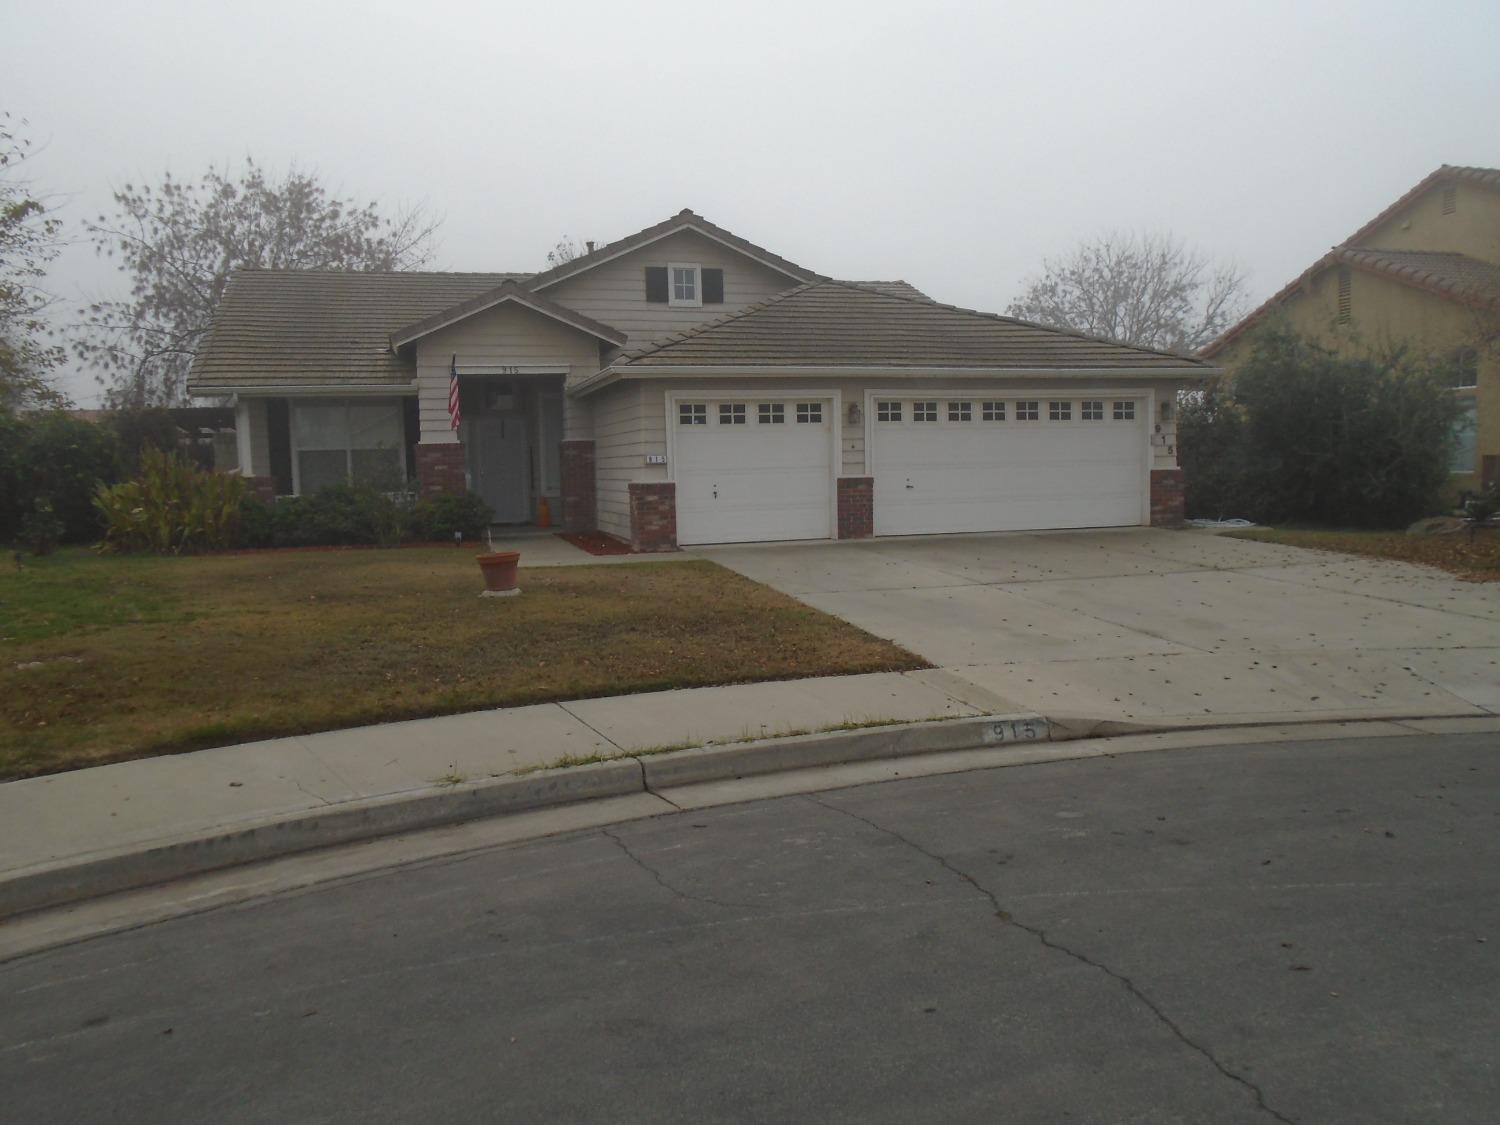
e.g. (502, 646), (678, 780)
(1224, 527), (1500, 581)
(0, 548), (926, 780)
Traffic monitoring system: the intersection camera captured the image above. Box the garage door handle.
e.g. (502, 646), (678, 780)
(904, 479), (914, 490)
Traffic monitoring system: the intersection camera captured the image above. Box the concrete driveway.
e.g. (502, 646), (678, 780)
(703, 529), (1500, 727)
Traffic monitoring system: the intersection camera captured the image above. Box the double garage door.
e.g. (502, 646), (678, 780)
(672, 393), (1147, 545)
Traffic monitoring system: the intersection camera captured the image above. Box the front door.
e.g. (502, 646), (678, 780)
(470, 414), (531, 524)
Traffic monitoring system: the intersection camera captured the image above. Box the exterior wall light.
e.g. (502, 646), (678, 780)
(848, 402), (863, 425)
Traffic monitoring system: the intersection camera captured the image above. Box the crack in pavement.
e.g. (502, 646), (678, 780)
(600, 827), (753, 911)
(802, 793), (1299, 1125)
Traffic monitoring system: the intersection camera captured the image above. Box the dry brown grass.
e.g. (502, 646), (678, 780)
(1226, 527), (1500, 582)
(0, 549), (925, 780)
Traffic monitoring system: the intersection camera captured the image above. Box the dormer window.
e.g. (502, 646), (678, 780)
(669, 263), (700, 307)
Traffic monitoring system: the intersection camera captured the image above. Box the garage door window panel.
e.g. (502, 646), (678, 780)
(914, 401), (938, 422)
(758, 402), (785, 424)
(1049, 401), (1072, 421)
(796, 402), (823, 424)
(1081, 400), (1104, 421)
(982, 401), (1005, 421)
(719, 403), (747, 425)
(679, 403), (707, 425)
(1113, 401), (1136, 421)
(877, 401), (902, 423)
(948, 401), (973, 422)
(1016, 401), (1040, 421)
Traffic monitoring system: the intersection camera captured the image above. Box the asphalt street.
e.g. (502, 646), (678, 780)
(2, 732), (1497, 1123)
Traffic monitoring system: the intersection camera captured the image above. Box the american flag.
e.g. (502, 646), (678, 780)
(448, 356), (462, 430)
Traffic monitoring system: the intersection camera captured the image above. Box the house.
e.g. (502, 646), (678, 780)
(187, 210), (1211, 548)
(1202, 165), (1500, 495)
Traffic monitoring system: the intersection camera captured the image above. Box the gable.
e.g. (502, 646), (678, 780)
(410, 299), (606, 383)
(544, 228), (807, 345)
(1358, 176), (1500, 260)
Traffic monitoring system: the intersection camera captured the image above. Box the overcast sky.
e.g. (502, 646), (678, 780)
(9, 0), (1500, 405)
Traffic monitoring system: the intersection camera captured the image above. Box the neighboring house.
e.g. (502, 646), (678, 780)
(187, 209), (1210, 548)
(1202, 165), (1500, 495)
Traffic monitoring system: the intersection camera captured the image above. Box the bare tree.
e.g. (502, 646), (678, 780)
(546, 236), (582, 268)
(0, 112), (67, 411)
(78, 159), (440, 407)
(1006, 232), (1248, 354)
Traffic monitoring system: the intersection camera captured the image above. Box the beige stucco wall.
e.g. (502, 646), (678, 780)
(1359, 179), (1500, 262)
(541, 230), (800, 348)
(1213, 266), (1496, 490)
(585, 374), (1193, 537)
(412, 302), (603, 445)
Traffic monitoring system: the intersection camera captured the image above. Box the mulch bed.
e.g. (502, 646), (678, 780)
(557, 530), (638, 556)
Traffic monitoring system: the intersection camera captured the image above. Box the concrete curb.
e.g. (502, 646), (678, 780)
(0, 713), (1052, 921)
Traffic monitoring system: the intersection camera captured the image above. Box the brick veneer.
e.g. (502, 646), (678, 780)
(414, 442), (467, 498)
(243, 476), (277, 505)
(628, 481), (677, 551)
(1149, 468), (1186, 528)
(560, 439), (597, 530)
(837, 476), (874, 539)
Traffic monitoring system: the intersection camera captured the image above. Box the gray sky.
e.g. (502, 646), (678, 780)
(9, 0), (1500, 405)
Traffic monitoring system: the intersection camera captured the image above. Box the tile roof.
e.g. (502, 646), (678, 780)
(521, 208), (823, 292)
(608, 280), (1210, 374)
(843, 280), (933, 301)
(187, 269), (530, 392)
(1334, 248), (1500, 303)
(1201, 164), (1500, 358)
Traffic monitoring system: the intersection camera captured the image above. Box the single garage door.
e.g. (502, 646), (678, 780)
(674, 397), (834, 545)
(871, 395), (1147, 536)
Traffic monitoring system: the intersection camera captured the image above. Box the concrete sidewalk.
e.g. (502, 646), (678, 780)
(0, 669), (991, 880)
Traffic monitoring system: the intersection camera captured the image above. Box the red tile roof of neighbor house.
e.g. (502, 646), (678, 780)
(1201, 164), (1500, 359)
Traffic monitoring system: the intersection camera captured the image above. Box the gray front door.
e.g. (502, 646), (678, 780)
(471, 414), (531, 524)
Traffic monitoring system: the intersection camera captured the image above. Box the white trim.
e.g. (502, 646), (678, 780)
(389, 291), (624, 350)
(665, 387), (842, 543)
(666, 263), (702, 308)
(452, 363), (571, 377)
(570, 364), (1212, 397)
(234, 399), (255, 477)
(195, 384), (418, 398)
(529, 221), (814, 291)
(863, 386), (1154, 529)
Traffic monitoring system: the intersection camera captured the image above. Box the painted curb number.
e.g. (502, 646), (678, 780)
(984, 718), (1047, 744)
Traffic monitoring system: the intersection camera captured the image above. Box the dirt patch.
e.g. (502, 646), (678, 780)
(1226, 527), (1500, 582)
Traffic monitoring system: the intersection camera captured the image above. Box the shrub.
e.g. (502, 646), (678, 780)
(407, 492), (494, 542)
(94, 448), (246, 553)
(258, 483), (405, 547)
(1182, 329), (1464, 528)
(18, 500), (63, 556)
(107, 408), (183, 475)
(0, 409), (120, 545)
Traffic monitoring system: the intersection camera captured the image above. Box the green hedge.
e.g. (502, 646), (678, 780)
(237, 486), (493, 549)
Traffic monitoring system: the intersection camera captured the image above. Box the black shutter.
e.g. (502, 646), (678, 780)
(702, 268), (724, 304)
(644, 266), (668, 303)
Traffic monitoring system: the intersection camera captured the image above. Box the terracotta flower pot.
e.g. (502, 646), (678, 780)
(476, 551), (521, 597)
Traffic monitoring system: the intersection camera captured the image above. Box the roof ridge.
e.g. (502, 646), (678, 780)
(232, 267), (534, 278)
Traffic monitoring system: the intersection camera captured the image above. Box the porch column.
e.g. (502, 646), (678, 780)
(415, 443), (467, 497)
(560, 439), (597, 530)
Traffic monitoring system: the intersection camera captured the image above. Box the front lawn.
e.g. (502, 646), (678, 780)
(0, 549), (925, 780)
(1225, 527), (1500, 582)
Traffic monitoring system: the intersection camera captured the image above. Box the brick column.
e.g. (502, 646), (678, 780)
(1150, 468), (1185, 528)
(414, 443), (467, 498)
(628, 481), (677, 551)
(560, 439), (597, 530)
(837, 476), (874, 539)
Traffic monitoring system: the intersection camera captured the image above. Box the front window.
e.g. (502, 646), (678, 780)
(796, 402), (823, 424)
(291, 400), (405, 495)
(913, 401), (938, 422)
(719, 403), (747, 425)
(669, 263), (701, 307)
(1450, 398), (1477, 473)
(876, 401), (902, 422)
(679, 403), (707, 425)
(758, 402), (785, 424)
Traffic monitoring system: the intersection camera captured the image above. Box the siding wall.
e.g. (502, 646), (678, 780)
(592, 382), (655, 539)
(542, 230), (801, 347)
(413, 303), (603, 444)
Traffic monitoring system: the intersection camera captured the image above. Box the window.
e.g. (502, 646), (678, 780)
(913, 401), (938, 422)
(948, 401), (972, 422)
(1336, 266), (1352, 325)
(1450, 398), (1477, 473)
(876, 400), (902, 422)
(1016, 400), (1039, 421)
(1438, 347), (1479, 389)
(758, 402), (785, 424)
(982, 401), (1005, 421)
(1112, 400), (1136, 421)
(719, 403), (747, 424)
(1081, 400), (1104, 421)
(795, 402), (823, 424)
(1048, 401), (1072, 421)
(669, 263), (701, 307)
(679, 402), (707, 425)
(291, 400), (404, 495)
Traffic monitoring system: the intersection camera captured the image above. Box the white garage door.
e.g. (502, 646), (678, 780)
(674, 397), (834, 545)
(871, 395), (1147, 536)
